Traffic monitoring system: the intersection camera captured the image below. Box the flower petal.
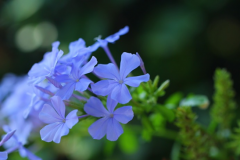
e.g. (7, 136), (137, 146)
(106, 118), (123, 141)
(105, 26), (129, 43)
(114, 106), (134, 124)
(56, 82), (76, 100)
(50, 96), (66, 119)
(20, 147), (42, 160)
(120, 52), (140, 79)
(75, 78), (92, 92)
(94, 63), (120, 80)
(106, 96), (118, 113)
(53, 123), (69, 143)
(124, 74), (150, 87)
(0, 152), (7, 160)
(111, 84), (132, 104)
(88, 117), (109, 140)
(65, 110), (79, 129)
(54, 74), (73, 83)
(79, 56), (98, 77)
(39, 104), (62, 124)
(91, 80), (118, 96)
(40, 122), (63, 142)
(28, 63), (49, 78)
(84, 97), (109, 117)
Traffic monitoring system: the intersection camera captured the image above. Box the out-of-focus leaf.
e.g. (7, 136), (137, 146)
(156, 105), (175, 122)
(180, 95), (209, 109)
(119, 128), (138, 154)
(149, 113), (165, 130)
(165, 92), (183, 109)
(104, 140), (116, 156)
(154, 80), (170, 97)
(141, 116), (153, 141)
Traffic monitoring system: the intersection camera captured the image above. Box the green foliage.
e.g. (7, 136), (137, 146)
(119, 127), (139, 154)
(211, 68), (236, 131)
(176, 107), (214, 160)
(229, 121), (240, 156)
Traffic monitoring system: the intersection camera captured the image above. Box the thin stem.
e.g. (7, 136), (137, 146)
(153, 129), (179, 142)
(208, 120), (218, 134)
(72, 94), (88, 101)
(78, 114), (89, 119)
(102, 46), (119, 70)
(6, 145), (19, 154)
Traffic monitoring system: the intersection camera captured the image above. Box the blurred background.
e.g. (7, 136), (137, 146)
(0, 0), (240, 159)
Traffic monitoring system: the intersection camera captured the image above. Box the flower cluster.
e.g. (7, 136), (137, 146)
(0, 26), (150, 159)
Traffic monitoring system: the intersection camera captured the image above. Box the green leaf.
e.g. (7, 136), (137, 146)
(165, 92), (183, 109)
(119, 128), (138, 154)
(154, 79), (170, 97)
(156, 105), (175, 122)
(104, 140), (116, 156)
(180, 95), (209, 109)
(149, 113), (165, 130)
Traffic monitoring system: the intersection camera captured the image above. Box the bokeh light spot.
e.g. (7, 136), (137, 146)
(34, 22), (58, 48)
(15, 25), (41, 52)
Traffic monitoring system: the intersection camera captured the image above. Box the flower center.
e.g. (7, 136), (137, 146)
(76, 79), (79, 82)
(109, 114), (114, 118)
(62, 119), (66, 123)
(119, 80), (123, 84)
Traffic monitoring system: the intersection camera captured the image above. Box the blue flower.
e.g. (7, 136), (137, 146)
(3, 126), (41, 160)
(93, 26), (129, 48)
(91, 52), (150, 104)
(60, 38), (96, 65)
(0, 152), (7, 160)
(39, 96), (78, 143)
(84, 96), (134, 141)
(55, 56), (97, 100)
(28, 41), (63, 84)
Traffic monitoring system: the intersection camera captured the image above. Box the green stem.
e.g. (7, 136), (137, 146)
(208, 120), (218, 134)
(153, 129), (179, 142)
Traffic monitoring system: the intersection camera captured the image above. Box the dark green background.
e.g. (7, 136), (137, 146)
(0, 0), (240, 159)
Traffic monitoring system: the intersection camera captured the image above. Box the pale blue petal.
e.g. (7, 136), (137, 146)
(28, 63), (49, 78)
(114, 106), (134, 124)
(88, 117), (109, 140)
(106, 96), (118, 113)
(106, 118), (123, 141)
(70, 63), (80, 80)
(51, 96), (66, 119)
(39, 104), (62, 124)
(91, 80), (118, 96)
(79, 56), (98, 77)
(84, 97), (109, 117)
(54, 74), (73, 83)
(75, 78), (92, 92)
(56, 82), (76, 100)
(94, 63), (120, 80)
(65, 110), (79, 129)
(120, 52), (140, 79)
(124, 74), (150, 87)
(40, 122), (63, 142)
(69, 38), (86, 57)
(53, 123), (69, 143)
(89, 42), (100, 52)
(0, 152), (7, 160)
(19, 147), (42, 160)
(105, 26), (129, 43)
(111, 84), (132, 104)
